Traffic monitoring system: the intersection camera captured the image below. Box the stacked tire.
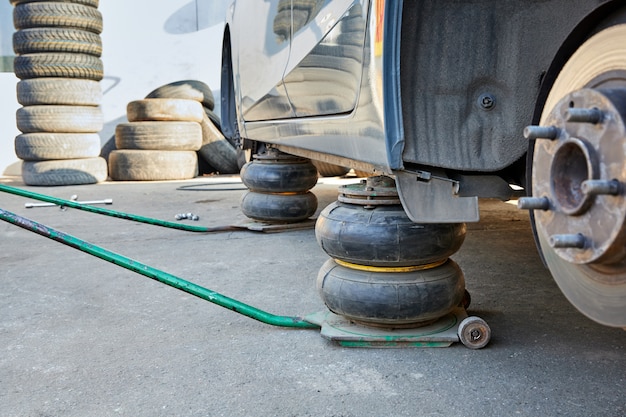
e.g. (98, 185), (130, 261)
(145, 80), (239, 175)
(108, 98), (203, 181)
(11, 0), (107, 186)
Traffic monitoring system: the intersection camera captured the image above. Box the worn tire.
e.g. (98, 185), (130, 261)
(13, 28), (102, 56)
(317, 258), (466, 327)
(312, 160), (350, 177)
(146, 80), (215, 111)
(13, 2), (103, 34)
(13, 53), (103, 80)
(15, 132), (100, 161)
(108, 150), (198, 181)
(10, 0), (99, 7)
(240, 159), (318, 193)
(198, 113), (239, 173)
(205, 108), (221, 129)
(126, 99), (204, 123)
(22, 157), (107, 186)
(17, 78), (102, 106)
(316, 202), (467, 267)
(16, 105), (103, 133)
(114, 121), (202, 151)
(241, 190), (317, 223)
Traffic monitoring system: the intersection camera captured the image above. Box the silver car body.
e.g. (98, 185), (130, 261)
(222, 1), (626, 327)
(228, 0), (391, 173)
(224, 0), (619, 223)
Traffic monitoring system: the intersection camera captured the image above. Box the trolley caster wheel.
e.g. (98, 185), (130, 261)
(457, 316), (491, 349)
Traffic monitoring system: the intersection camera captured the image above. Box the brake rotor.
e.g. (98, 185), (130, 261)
(527, 24), (626, 327)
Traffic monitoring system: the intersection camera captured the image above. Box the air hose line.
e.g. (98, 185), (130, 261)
(0, 205), (318, 329)
(0, 184), (244, 233)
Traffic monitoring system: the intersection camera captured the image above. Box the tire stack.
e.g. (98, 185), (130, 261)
(315, 176), (469, 328)
(108, 98), (203, 181)
(11, 0), (107, 186)
(144, 80), (239, 175)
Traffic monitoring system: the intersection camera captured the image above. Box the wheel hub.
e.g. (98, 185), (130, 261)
(532, 88), (626, 267)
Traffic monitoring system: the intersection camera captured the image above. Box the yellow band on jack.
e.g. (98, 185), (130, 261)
(334, 258), (447, 273)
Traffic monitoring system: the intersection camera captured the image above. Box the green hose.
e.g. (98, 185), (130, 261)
(0, 184), (244, 233)
(0, 207), (319, 329)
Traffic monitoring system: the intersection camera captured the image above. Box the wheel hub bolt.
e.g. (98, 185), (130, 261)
(566, 107), (603, 124)
(549, 233), (587, 249)
(517, 196), (551, 210)
(524, 125), (558, 140)
(581, 179), (620, 196)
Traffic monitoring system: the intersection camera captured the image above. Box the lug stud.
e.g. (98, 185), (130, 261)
(523, 125), (558, 140)
(517, 196), (551, 210)
(581, 179), (620, 196)
(549, 233), (587, 249)
(566, 107), (602, 124)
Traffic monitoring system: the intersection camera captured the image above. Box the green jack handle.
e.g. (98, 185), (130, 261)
(0, 207), (319, 330)
(0, 184), (244, 233)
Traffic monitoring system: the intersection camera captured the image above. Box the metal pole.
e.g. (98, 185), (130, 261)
(0, 207), (319, 329)
(0, 184), (244, 233)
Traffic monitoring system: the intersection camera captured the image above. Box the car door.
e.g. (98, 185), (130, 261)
(283, 0), (367, 118)
(231, 0), (294, 121)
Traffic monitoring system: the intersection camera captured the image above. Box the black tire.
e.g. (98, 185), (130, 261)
(126, 99), (204, 123)
(146, 80), (214, 111)
(13, 28), (102, 56)
(21, 157), (107, 186)
(240, 191), (318, 223)
(99, 133), (115, 161)
(15, 132), (100, 160)
(198, 113), (239, 174)
(114, 121), (202, 151)
(311, 160), (350, 177)
(317, 258), (465, 327)
(13, 53), (103, 80)
(205, 108), (221, 130)
(13, 2), (103, 34)
(16, 105), (103, 133)
(316, 202), (466, 267)
(10, 0), (100, 7)
(17, 78), (102, 105)
(240, 159), (318, 193)
(108, 150), (198, 181)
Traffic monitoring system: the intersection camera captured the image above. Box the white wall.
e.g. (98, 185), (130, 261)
(0, 0), (20, 175)
(0, 0), (227, 176)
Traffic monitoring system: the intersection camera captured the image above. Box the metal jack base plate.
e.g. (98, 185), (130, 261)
(238, 218), (316, 233)
(305, 308), (468, 348)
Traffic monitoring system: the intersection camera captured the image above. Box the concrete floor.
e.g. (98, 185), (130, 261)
(0, 174), (624, 417)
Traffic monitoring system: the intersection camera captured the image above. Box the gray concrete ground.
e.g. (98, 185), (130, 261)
(0, 174), (624, 417)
